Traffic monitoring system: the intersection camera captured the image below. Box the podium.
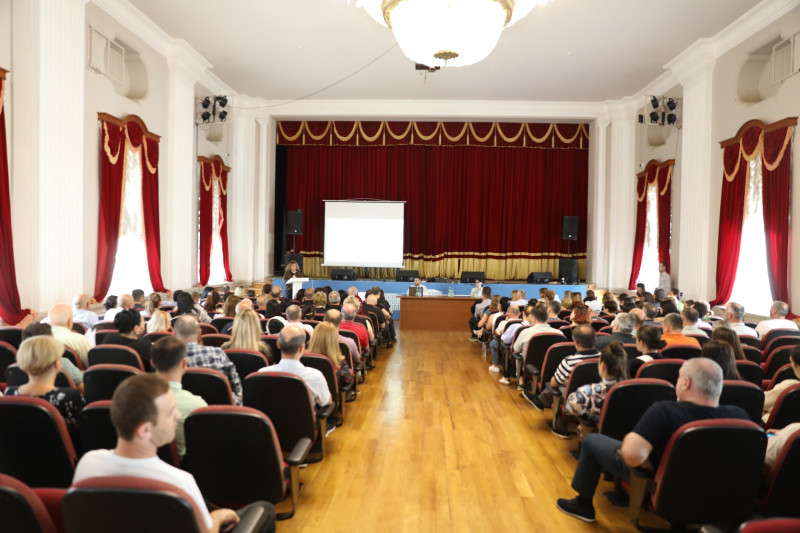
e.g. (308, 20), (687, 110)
(286, 277), (309, 299)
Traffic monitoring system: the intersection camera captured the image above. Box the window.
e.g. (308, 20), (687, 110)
(107, 145), (153, 296)
(637, 181), (660, 293)
(728, 155), (773, 315)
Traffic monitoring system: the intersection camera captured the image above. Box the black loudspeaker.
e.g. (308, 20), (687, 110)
(460, 271), (486, 284)
(285, 253), (303, 272)
(558, 259), (578, 283)
(562, 216), (579, 241)
(395, 269), (419, 282)
(287, 210), (303, 236)
(527, 272), (553, 283)
(427, 277), (448, 283)
(331, 268), (357, 281)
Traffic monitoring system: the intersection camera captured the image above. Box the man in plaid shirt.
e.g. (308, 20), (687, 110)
(174, 316), (242, 405)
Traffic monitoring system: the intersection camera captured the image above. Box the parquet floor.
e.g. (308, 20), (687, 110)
(277, 325), (640, 532)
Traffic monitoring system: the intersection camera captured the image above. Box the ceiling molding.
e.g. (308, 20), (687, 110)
(91, 0), (172, 57)
(168, 39), (211, 81)
(711, 0), (800, 58)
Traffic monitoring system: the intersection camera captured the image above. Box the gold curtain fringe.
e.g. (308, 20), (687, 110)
(0, 78), (5, 117)
(724, 126), (794, 180)
(412, 122), (439, 141)
(358, 122), (383, 143)
(385, 122), (413, 140)
(332, 122), (358, 142)
(659, 165), (672, 196)
(763, 127), (793, 171)
(469, 123), (497, 143)
(103, 122), (122, 165)
(636, 160), (674, 201)
(441, 122), (469, 142)
(278, 121), (304, 142)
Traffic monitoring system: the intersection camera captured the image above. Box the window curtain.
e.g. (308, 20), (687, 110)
(628, 160), (673, 289)
(197, 156), (232, 285)
(0, 71), (32, 324)
(94, 114), (166, 301)
(712, 118), (796, 307)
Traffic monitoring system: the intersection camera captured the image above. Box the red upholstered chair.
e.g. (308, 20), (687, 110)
(143, 331), (173, 344)
(200, 333), (231, 348)
(210, 317), (233, 333)
(762, 346), (794, 386)
(597, 325), (614, 335)
(762, 336), (800, 362)
(301, 353), (346, 425)
(559, 325), (575, 342)
(596, 379), (676, 441)
(61, 346), (82, 371)
(87, 345), (144, 371)
(660, 344), (702, 360)
(760, 328), (800, 351)
(225, 349), (269, 380)
(534, 342), (576, 395)
(627, 419), (766, 530)
(0, 326), (23, 349)
(635, 358), (684, 386)
(0, 340), (17, 379)
(548, 319), (570, 330)
(522, 332), (566, 392)
(739, 519), (800, 533)
(590, 320), (609, 332)
(738, 335), (761, 349)
(719, 380), (765, 423)
(757, 426), (800, 518)
(765, 364), (797, 391)
(260, 335), (280, 364)
(742, 345), (763, 364)
(549, 358), (599, 435)
(684, 333), (709, 346)
(92, 321), (116, 332)
(92, 329), (118, 345)
(70, 322), (87, 335)
(183, 406), (309, 520)
(0, 396), (77, 487)
(764, 383), (800, 430)
(182, 367), (234, 405)
(198, 323), (218, 336)
(83, 364), (142, 403)
(622, 344), (639, 359)
(0, 472), (64, 533)
(735, 360), (764, 387)
(5, 363), (77, 390)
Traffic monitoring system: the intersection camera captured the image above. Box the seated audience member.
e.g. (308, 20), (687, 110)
(21, 322), (84, 393)
(709, 327), (746, 361)
(146, 309), (173, 335)
(470, 280), (484, 298)
(264, 298), (282, 319)
(411, 277), (427, 296)
(548, 300), (562, 321)
(340, 303), (369, 354)
(323, 309), (360, 364)
(680, 307), (708, 338)
(725, 302), (758, 338)
(343, 296), (375, 342)
(700, 340), (741, 380)
(72, 293), (100, 329)
(629, 325), (665, 377)
(556, 358), (750, 523)
(571, 293), (584, 310)
(144, 293), (162, 317)
(150, 336), (207, 457)
(755, 300), (798, 338)
(762, 345), (800, 423)
(765, 422), (800, 467)
(4, 336), (85, 436)
(629, 308), (645, 334)
(668, 288), (684, 311)
(73, 374), (276, 533)
(548, 289), (560, 303)
(600, 300), (618, 317)
(596, 313), (635, 349)
(496, 305), (532, 385)
(312, 291), (328, 314)
(258, 326), (332, 407)
(469, 287), (493, 341)
(642, 303), (659, 326)
(285, 304), (314, 338)
(512, 290), (528, 309)
(103, 309), (153, 366)
(365, 292), (395, 347)
(215, 295), (240, 320)
(220, 299), (253, 335)
(174, 316), (242, 405)
(474, 296), (503, 340)
(203, 291), (221, 317)
(308, 321), (353, 391)
(565, 341), (628, 424)
(221, 309), (272, 361)
(488, 304), (521, 374)
(131, 289), (146, 311)
(691, 300), (713, 331)
(104, 294), (133, 322)
(522, 324), (599, 410)
(561, 291), (573, 310)
(176, 292), (212, 324)
(346, 286), (361, 303)
(567, 305), (592, 327)
(658, 298), (679, 318)
(513, 304), (565, 359)
(48, 303), (93, 368)
(660, 313), (701, 348)
(233, 287), (246, 299)
(635, 283), (645, 299)
(327, 290), (342, 309)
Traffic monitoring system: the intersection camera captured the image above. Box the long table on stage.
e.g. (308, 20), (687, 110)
(398, 296), (476, 331)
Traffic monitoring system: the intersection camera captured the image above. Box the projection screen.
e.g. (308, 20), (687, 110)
(322, 200), (405, 268)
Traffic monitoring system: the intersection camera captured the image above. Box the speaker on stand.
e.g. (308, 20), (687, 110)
(285, 210), (303, 266)
(561, 216), (579, 283)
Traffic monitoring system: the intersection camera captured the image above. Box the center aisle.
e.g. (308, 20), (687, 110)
(278, 324), (639, 532)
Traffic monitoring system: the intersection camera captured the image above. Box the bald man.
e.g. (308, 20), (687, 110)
(104, 293), (134, 323)
(49, 303), (93, 367)
(72, 293), (100, 328)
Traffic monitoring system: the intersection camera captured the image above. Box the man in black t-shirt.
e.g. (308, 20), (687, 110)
(556, 358), (750, 523)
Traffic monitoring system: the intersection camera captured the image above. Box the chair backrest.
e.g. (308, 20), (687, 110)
(761, 328), (800, 350)
(62, 476), (205, 533)
(684, 334), (709, 346)
(652, 419), (766, 525)
(764, 346), (794, 379)
(143, 331), (174, 344)
(719, 380), (765, 423)
(200, 334), (231, 348)
(660, 344), (702, 360)
(538, 342), (577, 393)
(764, 383), (800, 430)
(88, 344), (144, 371)
(210, 317), (233, 333)
(510, 325), (530, 348)
(0, 327), (23, 349)
(738, 335), (761, 349)
(338, 342), (354, 368)
(739, 519), (800, 533)
(0, 340), (18, 379)
(260, 335), (280, 363)
(83, 364), (142, 403)
(183, 406), (286, 508)
(5, 363), (76, 390)
(598, 325), (614, 335)
(635, 358), (684, 386)
(760, 426), (800, 518)
(71, 322), (87, 335)
(93, 330), (119, 345)
(735, 360), (764, 387)
(0, 473), (59, 533)
(198, 323), (218, 336)
(766, 364), (797, 391)
(742, 345), (763, 364)
(523, 332), (566, 372)
(301, 354), (338, 399)
(559, 325), (575, 342)
(558, 310), (571, 320)
(0, 396), (77, 487)
(562, 359), (600, 400)
(182, 367), (234, 405)
(590, 320), (608, 332)
(77, 400), (118, 455)
(622, 344), (640, 359)
(338, 329), (361, 352)
(93, 321), (116, 332)
(763, 336), (800, 362)
(243, 372), (316, 453)
(548, 319), (570, 329)
(225, 349), (269, 380)
(62, 345), (83, 370)
(598, 379), (676, 441)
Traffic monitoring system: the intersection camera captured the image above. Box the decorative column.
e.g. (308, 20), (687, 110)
(256, 117), (276, 280)
(586, 118), (609, 286)
(666, 41), (715, 300)
(228, 98), (258, 281)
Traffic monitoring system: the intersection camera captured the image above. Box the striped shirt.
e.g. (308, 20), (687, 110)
(553, 350), (600, 386)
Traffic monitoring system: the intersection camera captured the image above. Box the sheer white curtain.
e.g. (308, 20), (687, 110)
(108, 145), (154, 296)
(208, 178), (226, 284)
(729, 155), (772, 316)
(637, 182), (660, 293)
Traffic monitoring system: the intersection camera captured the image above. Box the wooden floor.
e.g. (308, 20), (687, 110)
(278, 324), (640, 532)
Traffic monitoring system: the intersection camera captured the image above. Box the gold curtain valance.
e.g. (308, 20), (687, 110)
(198, 155), (231, 194)
(636, 159), (674, 202)
(720, 117), (797, 182)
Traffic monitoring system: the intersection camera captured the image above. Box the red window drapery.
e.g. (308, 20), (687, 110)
(0, 71), (32, 324)
(94, 113), (167, 301)
(712, 118), (796, 307)
(197, 156), (233, 285)
(627, 160), (674, 290)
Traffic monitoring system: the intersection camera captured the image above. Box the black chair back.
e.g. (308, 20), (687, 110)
(767, 364), (797, 390)
(719, 380), (765, 423)
(339, 329), (361, 353)
(0, 327), (23, 349)
(87, 345), (144, 371)
(225, 349), (269, 379)
(210, 317), (233, 333)
(636, 359), (684, 385)
(0, 340), (17, 378)
(660, 344), (702, 360)
(764, 336), (800, 360)
(143, 331), (173, 344)
(71, 322), (87, 335)
(5, 363), (74, 389)
(765, 384), (800, 430)
(599, 379), (676, 441)
(760, 426), (800, 518)
(523, 332), (566, 374)
(182, 367), (234, 405)
(761, 328), (800, 350)
(198, 323), (218, 336)
(538, 343), (576, 393)
(62, 346), (83, 370)
(563, 359), (600, 399)
(78, 400), (117, 453)
(738, 335), (761, 349)
(83, 364), (141, 403)
(93, 321), (116, 331)
(764, 346), (794, 379)
(590, 320), (608, 332)
(0, 472), (59, 533)
(622, 344), (639, 359)
(260, 335), (280, 363)
(735, 360), (764, 387)
(200, 334), (231, 348)
(685, 334), (709, 346)
(742, 345), (763, 364)
(93, 330), (119, 345)
(559, 325), (575, 342)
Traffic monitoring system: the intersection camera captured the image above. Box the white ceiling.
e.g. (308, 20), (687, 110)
(129, 0), (760, 103)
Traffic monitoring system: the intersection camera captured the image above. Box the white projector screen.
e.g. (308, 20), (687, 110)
(323, 200), (405, 268)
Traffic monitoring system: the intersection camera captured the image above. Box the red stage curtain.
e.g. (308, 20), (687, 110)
(0, 75), (32, 324)
(761, 125), (793, 304)
(656, 164), (673, 271)
(141, 135), (166, 292)
(197, 161), (214, 285)
(627, 195), (648, 290)
(219, 166), (232, 281)
(284, 143), (588, 268)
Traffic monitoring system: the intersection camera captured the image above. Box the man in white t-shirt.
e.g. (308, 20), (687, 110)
(73, 374), (276, 533)
(755, 301), (798, 339)
(726, 302), (759, 338)
(259, 326), (331, 407)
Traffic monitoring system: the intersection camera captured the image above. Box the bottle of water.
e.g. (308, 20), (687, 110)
(416, 286), (421, 297)
(448, 286), (454, 297)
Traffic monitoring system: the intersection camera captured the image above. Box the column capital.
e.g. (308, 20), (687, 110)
(665, 39), (715, 88)
(168, 39), (210, 82)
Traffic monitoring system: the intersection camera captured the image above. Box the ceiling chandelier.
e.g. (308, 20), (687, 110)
(356, 0), (553, 68)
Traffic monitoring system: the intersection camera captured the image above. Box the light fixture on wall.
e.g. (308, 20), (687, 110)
(195, 95), (230, 125)
(640, 95), (681, 128)
(355, 0), (555, 68)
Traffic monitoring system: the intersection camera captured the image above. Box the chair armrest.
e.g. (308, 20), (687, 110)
(316, 402), (335, 420)
(624, 448), (655, 523)
(231, 503), (271, 533)
(545, 383), (562, 397)
(286, 437), (313, 466)
(525, 364), (540, 376)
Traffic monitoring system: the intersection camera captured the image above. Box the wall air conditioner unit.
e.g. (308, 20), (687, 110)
(87, 26), (125, 85)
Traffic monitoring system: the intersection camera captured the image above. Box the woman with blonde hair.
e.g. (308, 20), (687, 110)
(221, 309), (271, 361)
(307, 321), (353, 390)
(144, 293), (162, 317)
(146, 309), (173, 334)
(215, 295), (241, 319)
